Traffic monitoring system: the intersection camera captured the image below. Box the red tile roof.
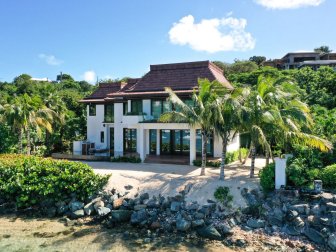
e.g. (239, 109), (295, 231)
(84, 82), (122, 100)
(82, 61), (232, 102)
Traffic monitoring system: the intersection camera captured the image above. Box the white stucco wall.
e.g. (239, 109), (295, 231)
(114, 103), (124, 156)
(213, 133), (240, 158)
(87, 104), (108, 149)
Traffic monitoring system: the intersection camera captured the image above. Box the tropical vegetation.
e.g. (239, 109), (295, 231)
(1, 59), (336, 187)
(0, 154), (109, 208)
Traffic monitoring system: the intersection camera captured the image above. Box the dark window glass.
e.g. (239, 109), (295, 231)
(184, 99), (194, 108)
(123, 128), (137, 153)
(131, 100), (143, 115)
(151, 100), (162, 119)
(89, 104), (96, 116)
(196, 130), (213, 156)
(123, 102), (128, 115)
(104, 104), (114, 122)
(163, 100), (172, 113)
(100, 131), (104, 143)
(149, 129), (157, 154)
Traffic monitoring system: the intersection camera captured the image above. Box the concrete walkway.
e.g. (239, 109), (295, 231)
(83, 158), (267, 208)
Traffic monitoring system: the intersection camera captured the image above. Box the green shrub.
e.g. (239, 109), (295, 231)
(320, 164), (336, 189)
(111, 156), (141, 163)
(259, 163), (275, 192)
(193, 148), (248, 167)
(286, 158), (308, 187)
(192, 159), (220, 167)
(214, 186), (233, 207)
(0, 154), (110, 208)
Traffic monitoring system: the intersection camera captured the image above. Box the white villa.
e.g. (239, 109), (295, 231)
(79, 61), (240, 165)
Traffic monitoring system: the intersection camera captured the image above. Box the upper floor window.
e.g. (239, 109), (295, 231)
(104, 104), (114, 123)
(123, 102), (128, 115)
(89, 104), (96, 116)
(151, 98), (192, 119)
(131, 100), (143, 115)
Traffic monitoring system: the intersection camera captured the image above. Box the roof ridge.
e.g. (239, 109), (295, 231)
(150, 60), (210, 71)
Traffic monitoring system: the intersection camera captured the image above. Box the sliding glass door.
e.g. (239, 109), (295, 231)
(160, 130), (190, 155)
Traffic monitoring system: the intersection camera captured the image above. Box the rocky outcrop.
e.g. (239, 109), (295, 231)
(242, 189), (336, 251)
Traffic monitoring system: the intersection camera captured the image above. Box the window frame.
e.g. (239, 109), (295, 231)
(123, 128), (137, 153)
(89, 104), (96, 116)
(131, 100), (143, 115)
(104, 104), (114, 123)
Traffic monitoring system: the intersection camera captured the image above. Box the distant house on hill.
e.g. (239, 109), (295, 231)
(264, 51), (336, 71)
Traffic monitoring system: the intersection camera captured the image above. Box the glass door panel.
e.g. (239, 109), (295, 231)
(182, 130), (190, 155)
(149, 129), (157, 154)
(109, 127), (114, 156)
(161, 130), (171, 154)
(174, 130), (182, 153)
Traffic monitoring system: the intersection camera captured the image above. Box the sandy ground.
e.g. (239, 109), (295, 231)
(84, 158), (267, 208)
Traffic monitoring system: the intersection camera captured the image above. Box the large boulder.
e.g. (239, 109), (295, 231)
(84, 203), (95, 216)
(176, 219), (191, 231)
(304, 228), (324, 244)
(191, 219), (205, 227)
(71, 209), (85, 219)
(134, 204), (147, 211)
(113, 198), (124, 209)
(321, 193), (334, 203)
(197, 226), (222, 240)
(69, 201), (84, 212)
(93, 200), (105, 211)
(97, 207), (111, 217)
(290, 204), (309, 215)
(327, 202), (336, 211)
(328, 233), (336, 251)
(131, 209), (148, 225)
(170, 201), (181, 212)
(247, 219), (265, 229)
(111, 210), (132, 222)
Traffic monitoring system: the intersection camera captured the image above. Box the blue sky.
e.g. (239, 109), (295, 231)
(0, 0), (335, 83)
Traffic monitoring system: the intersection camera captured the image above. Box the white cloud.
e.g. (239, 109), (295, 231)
(83, 70), (96, 83)
(38, 53), (63, 66)
(254, 0), (324, 9)
(168, 15), (255, 53)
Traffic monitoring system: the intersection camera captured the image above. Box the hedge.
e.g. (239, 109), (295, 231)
(193, 148), (248, 167)
(0, 154), (110, 208)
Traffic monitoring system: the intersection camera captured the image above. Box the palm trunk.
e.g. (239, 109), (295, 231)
(18, 128), (23, 154)
(265, 148), (270, 166)
(26, 128), (31, 155)
(242, 145), (252, 164)
(250, 143), (256, 178)
(200, 132), (207, 176)
(239, 147), (242, 163)
(220, 136), (228, 180)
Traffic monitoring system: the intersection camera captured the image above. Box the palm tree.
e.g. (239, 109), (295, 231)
(243, 75), (332, 178)
(214, 87), (250, 180)
(0, 98), (25, 153)
(1, 94), (58, 155)
(43, 92), (67, 150)
(159, 79), (224, 176)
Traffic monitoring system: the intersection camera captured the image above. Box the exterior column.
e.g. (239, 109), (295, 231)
(137, 127), (146, 162)
(127, 100), (131, 113)
(190, 128), (196, 165)
(156, 129), (160, 155)
(114, 103), (123, 157)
